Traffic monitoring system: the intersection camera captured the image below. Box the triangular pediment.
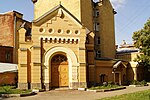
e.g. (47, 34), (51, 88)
(113, 61), (127, 69)
(33, 4), (83, 28)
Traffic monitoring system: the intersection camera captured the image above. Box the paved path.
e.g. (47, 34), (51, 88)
(4, 86), (150, 100)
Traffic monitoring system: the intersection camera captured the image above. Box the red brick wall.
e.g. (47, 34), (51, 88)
(0, 46), (13, 63)
(0, 12), (14, 47)
(0, 72), (17, 85)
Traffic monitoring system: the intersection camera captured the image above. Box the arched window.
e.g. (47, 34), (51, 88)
(51, 54), (67, 63)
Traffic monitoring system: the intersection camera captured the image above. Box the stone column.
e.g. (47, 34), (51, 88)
(78, 63), (87, 88)
(134, 67), (138, 80)
(43, 65), (50, 90)
(30, 46), (42, 89)
(70, 65), (79, 89)
(18, 48), (28, 89)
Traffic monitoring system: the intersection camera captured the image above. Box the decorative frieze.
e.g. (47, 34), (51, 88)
(39, 37), (80, 44)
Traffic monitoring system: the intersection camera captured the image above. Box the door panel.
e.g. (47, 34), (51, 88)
(115, 73), (119, 84)
(51, 54), (68, 87)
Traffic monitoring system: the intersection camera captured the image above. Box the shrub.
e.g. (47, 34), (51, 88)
(140, 80), (147, 86)
(103, 82), (108, 86)
(130, 80), (147, 86)
(0, 85), (31, 94)
(131, 80), (140, 85)
(108, 81), (114, 85)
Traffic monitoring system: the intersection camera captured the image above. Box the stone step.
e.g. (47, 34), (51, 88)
(54, 87), (70, 91)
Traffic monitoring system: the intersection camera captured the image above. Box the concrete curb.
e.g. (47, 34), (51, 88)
(87, 87), (126, 92)
(129, 85), (149, 87)
(0, 92), (37, 98)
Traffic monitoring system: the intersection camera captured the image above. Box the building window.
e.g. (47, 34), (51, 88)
(99, 74), (106, 83)
(52, 54), (67, 63)
(5, 51), (11, 62)
(97, 37), (100, 44)
(58, 29), (63, 34)
(75, 30), (80, 35)
(94, 23), (100, 31)
(66, 30), (72, 34)
(96, 50), (101, 58)
(96, 11), (99, 17)
(39, 28), (45, 33)
(49, 28), (54, 34)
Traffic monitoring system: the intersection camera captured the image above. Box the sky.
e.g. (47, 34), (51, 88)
(0, 0), (150, 45)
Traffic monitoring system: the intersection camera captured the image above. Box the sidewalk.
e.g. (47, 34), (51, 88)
(4, 86), (150, 100)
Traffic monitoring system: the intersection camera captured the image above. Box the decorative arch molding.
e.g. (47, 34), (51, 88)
(43, 46), (78, 66)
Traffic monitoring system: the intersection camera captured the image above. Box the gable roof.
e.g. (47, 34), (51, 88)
(33, 4), (82, 26)
(113, 61), (127, 69)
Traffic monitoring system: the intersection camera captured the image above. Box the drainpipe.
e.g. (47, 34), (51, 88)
(40, 38), (44, 89)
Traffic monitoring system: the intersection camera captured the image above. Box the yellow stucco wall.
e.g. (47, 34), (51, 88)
(97, 0), (116, 58)
(117, 52), (142, 62)
(95, 60), (115, 83)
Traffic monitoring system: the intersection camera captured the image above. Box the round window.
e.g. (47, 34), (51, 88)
(66, 30), (71, 34)
(39, 28), (44, 33)
(58, 29), (63, 34)
(49, 28), (54, 34)
(75, 30), (80, 35)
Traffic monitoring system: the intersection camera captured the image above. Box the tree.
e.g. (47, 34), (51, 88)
(132, 18), (150, 68)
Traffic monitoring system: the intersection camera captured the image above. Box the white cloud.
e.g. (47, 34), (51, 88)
(109, 0), (127, 9)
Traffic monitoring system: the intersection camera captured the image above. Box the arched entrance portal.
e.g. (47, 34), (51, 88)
(43, 47), (79, 89)
(51, 54), (69, 87)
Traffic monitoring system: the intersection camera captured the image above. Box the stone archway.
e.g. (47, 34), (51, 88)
(43, 46), (79, 89)
(51, 54), (69, 87)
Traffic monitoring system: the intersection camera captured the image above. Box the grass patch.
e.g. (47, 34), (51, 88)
(89, 85), (123, 90)
(99, 89), (150, 100)
(0, 86), (31, 94)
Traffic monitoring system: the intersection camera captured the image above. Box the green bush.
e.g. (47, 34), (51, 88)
(140, 80), (147, 86)
(2, 86), (12, 94)
(131, 80), (140, 85)
(108, 81), (114, 85)
(89, 84), (122, 90)
(0, 86), (31, 94)
(130, 80), (147, 86)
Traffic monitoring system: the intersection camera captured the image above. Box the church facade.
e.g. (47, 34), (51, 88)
(17, 0), (128, 90)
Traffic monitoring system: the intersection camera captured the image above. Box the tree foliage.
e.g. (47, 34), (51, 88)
(132, 18), (150, 68)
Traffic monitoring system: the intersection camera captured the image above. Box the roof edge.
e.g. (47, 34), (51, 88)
(33, 4), (82, 26)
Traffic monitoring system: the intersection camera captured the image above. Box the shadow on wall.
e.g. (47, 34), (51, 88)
(126, 63), (134, 85)
(126, 63), (149, 84)
(138, 65), (150, 82)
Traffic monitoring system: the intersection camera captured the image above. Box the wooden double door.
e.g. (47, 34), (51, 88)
(51, 54), (69, 87)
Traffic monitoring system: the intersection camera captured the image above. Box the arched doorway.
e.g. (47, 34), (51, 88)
(51, 54), (69, 87)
